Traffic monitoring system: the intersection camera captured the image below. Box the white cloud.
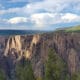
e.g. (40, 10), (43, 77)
(0, 18), (7, 24)
(8, 17), (28, 24)
(0, 12), (80, 30)
(30, 13), (61, 27)
(0, 8), (21, 15)
(30, 13), (80, 27)
(0, 0), (80, 15)
(61, 13), (80, 22)
(7, 12), (80, 27)
(0, 0), (80, 29)
(21, 0), (80, 14)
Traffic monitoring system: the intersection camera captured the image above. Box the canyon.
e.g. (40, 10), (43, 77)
(0, 31), (80, 80)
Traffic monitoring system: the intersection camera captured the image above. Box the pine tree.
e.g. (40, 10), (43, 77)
(16, 58), (36, 80)
(71, 72), (80, 80)
(0, 69), (5, 80)
(45, 48), (68, 80)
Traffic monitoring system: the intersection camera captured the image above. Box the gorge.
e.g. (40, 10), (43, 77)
(0, 31), (80, 80)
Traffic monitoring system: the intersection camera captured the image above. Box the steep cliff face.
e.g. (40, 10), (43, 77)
(0, 32), (80, 79)
(4, 35), (21, 56)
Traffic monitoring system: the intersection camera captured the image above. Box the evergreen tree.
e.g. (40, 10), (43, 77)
(71, 72), (80, 80)
(0, 69), (6, 80)
(16, 58), (36, 80)
(37, 77), (43, 80)
(45, 48), (69, 80)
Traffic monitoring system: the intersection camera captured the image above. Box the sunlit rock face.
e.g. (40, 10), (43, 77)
(31, 34), (40, 45)
(3, 34), (41, 61)
(4, 35), (21, 56)
(0, 32), (80, 79)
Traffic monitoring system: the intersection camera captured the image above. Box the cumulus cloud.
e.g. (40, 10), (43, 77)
(6, 12), (80, 27)
(21, 0), (80, 14)
(0, 8), (21, 15)
(30, 13), (80, 26)
(61, 13), (80, 22)
(0, 0), (80, 15)
(8, 17), (28, 24)
(0, 0), (80, 30)
(0, 12), (79, 30)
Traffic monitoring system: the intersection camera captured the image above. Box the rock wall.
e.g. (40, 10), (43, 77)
(0, 32), (80, 79)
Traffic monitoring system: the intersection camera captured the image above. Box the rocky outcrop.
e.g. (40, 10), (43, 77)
(0, 32), (80, 79)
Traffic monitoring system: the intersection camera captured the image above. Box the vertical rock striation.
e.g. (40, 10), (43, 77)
(0, 32), (80, 79)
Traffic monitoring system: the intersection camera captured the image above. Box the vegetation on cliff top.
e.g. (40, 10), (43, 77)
(55, 25), (80, 33)
(65, 25), (80, 32)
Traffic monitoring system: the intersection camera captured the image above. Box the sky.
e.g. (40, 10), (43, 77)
(0, 0), (80, 30)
